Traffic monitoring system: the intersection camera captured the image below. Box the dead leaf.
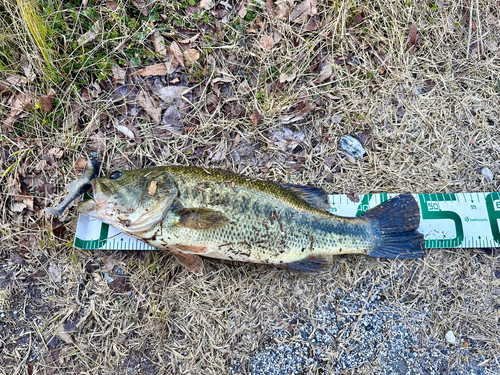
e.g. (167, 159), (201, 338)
(238, 80), (252, 95)
(199, 0), (214, 9)
(137, 90), (161, 124)
(179, 33), (200, 44)
(279, 69), (297, 83)
(207, 54), (216, 67)
(289, 0), (317, 24)
(303, 15), (320, 32)
(357, 130), (374, 150)
(131, 0), (148, 15)
(102, 253), (116, 272)
(273, 31), (282, 44)
(56, 325), (74, 344)
(484, 40), (499, 53)
(48, 147), (64, 159)
(238, 1), (247, 18)
(275, 0), (290, 19)
(260, 35), (276, 51)
(211, 8), (227, 19)
(169, 41), (185, 68)
(347, 190), (360, 203)
(4, 75), (28, 86)
(151, 31), (167, 57)
(78, 22), (101, 45)
(266, 0), (275, 17)
(282, 102), (316, 124)
(486, 15), (497, 25)
(409, 24), (417, 46)
(20, 55), (35, 81)
(272, 128), (305, 151)
(2, 91), (34, 131)
(116, 123), (135, 139)
(48, 262), (61, 283)
(90, 130), (106, 152)
(106, 0), (119, 10)
(230, 103), (245, 117)
(350, 10), (364, 27)
(129, 63), (168, 77)
(408, 24), (422, 54)
(11, 253), (26, 265)
(74, 157), (87, 172)
(317, 62), (333, 83)
(38, 89), (55, 112)
(62, 103), (83, 131)
(148, 180), (158, 195)
(183, 49), (200, 67)
(251, 110), (261, 126)
(108, 276), (132, 295)
(11, 202), (26, 212)
(154, 86), (188, 105)
(112, 65), (126, 85)
(158, 110), (184, 137)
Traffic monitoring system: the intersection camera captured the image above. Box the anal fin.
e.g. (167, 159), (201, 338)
(170, 249), (204, 276)
(285, 255), (332, 272)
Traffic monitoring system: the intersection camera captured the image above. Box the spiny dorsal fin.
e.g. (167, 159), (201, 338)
(284, 255), (332, 272)
(276, 183), (330, 211)
(174, 208), (228, 230)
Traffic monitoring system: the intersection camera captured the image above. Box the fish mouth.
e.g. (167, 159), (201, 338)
(76, 179), (110, 217)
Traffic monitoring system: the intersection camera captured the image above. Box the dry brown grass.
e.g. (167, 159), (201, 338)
(1, 0), (500, 373)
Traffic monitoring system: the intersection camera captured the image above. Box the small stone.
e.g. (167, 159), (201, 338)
(445, 330), (456, 344)
(339, 135), (366, 159)
(481, 167), (494, 182)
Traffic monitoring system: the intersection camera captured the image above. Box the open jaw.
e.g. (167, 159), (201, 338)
(76, 179), (109, 218)
(77, 197), (172, 236)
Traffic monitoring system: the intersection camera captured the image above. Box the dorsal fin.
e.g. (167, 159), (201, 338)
(276, 183), (330, 211)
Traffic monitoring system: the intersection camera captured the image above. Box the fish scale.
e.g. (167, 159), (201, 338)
(142, 171), (373, 264)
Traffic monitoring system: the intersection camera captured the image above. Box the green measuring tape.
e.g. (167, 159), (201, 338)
(330, 192), (500, 249)
(74, 193), (500, 250)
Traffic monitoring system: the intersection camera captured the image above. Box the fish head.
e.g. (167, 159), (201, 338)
(77, 168), (178, 234)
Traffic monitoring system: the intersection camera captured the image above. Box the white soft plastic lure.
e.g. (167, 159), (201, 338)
(46, 158), (100, 216)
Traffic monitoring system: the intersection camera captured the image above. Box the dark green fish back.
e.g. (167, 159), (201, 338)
(161, 165), (332, 216)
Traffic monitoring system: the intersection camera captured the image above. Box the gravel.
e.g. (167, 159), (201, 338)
(231, 284), (497, 375)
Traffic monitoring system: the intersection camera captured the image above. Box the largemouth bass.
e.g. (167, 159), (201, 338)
(77, 166), (424, 275)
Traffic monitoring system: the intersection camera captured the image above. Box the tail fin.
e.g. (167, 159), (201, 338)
(363, 193), (425, 259)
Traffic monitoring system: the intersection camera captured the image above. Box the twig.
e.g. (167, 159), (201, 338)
(475, 0), (483, 58)
(466, 1), (474, 59)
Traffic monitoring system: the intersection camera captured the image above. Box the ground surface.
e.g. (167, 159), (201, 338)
(1, 0), (500, 374)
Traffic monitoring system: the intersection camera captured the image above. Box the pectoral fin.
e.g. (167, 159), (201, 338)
(174, 208), (228, 230)
(170, 249), (204, 276)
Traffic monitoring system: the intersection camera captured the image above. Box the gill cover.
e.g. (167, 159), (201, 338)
(78, 167), (178, 235)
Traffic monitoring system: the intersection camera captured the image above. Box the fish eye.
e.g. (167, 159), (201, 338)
(110, 171), (122, 180)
